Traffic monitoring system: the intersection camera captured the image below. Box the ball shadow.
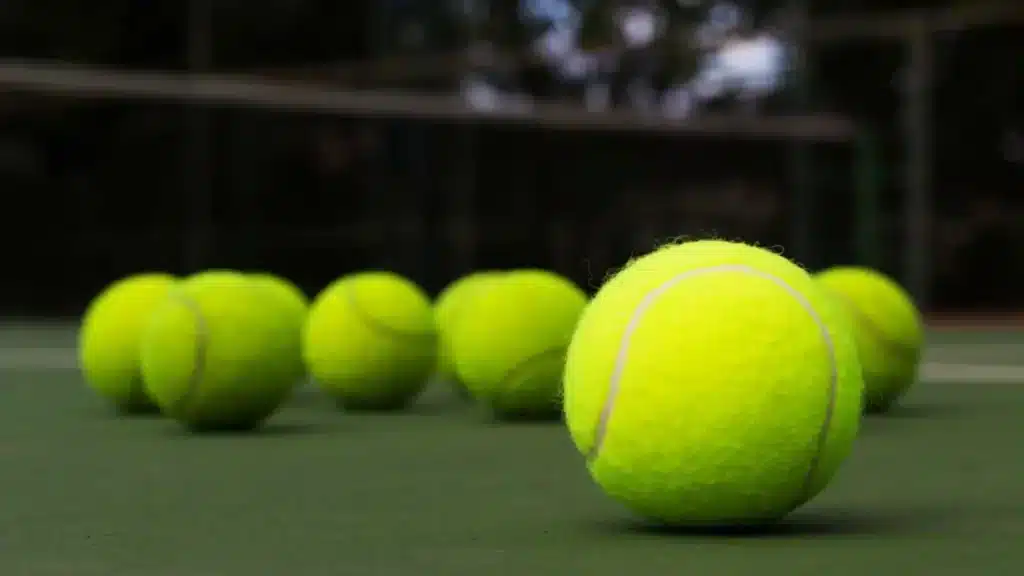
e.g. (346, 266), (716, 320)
(595, 507), (953, 539)
(337, 398), (448, 416)
(164, 421), (331, 438)
(112, 407), (165, 420)
(483, 411), (565, 427)
(867, 402), (970, 420)
(284, 386), (329, 409)
(252, 421), (331, 436)
(411, 388), (483, 413)
(79, 404), (163, 424)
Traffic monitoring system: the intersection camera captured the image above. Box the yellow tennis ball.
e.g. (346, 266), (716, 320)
(250, 274), (309, 338)
(182, 268), (244, 284)
(434, 270), (505, 395)
(249, 273), (309, 384)
(140, 275), (301, 431)
(78, 273), (177, 413)
(815, 266), (923, 413)
(250, 273), (309, 320)
(450, 269), (587, 420)
(303, 271), (437, 410)
(564, 240), (864, 526)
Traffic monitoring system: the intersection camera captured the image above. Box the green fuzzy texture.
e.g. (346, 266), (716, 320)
(450, 269), (588, 420)
(179, 269), (245, 290)
(434, 271), (505, 397)
(247, 273), (308, 385)
(140, 276), (300, 431)
(303, 271), (437, 410)
(564, 241), (864, 526)
(79, 273), (177, 413)
(249, 273), (309, 321)
(815, 266), (923, 413)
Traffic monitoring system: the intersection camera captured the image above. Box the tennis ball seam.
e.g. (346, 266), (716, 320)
(343, 285), (435, 342)
(493, 346), (567, 405)
(586, 264), (839, 505)
(167, 293), (210, 419)
(825, 289), (919, 364)
(126, 375), (149, 408)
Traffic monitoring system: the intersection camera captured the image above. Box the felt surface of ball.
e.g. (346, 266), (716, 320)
(79, 273), (177, 413)
(250, 273), (309, 321)
(140, 276), (300, 431)
(303, 271), (437, 410)
(564, 241), (864, 526)
(451, 269), (587, 419)
(180, 270), (245, 290)
(249, 273), (309, 385)
(815, 266), (923, 413)
(434, 271), (505, 395)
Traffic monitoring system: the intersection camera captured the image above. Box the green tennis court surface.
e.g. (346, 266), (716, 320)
(1, 323), (1022, 575)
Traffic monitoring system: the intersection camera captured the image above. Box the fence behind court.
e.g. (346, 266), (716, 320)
(0, 2), (1019, 315)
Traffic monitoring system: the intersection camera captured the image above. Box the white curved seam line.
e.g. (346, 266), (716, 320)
(495, 346), (567, 406)
(343, 286), (436, 342)
(827, 289), (919, 363)
(587, 264), (839, 501)
(586, 269), (691, 460)
(779, 276), (839, 501)
(172, 295), (209, 417)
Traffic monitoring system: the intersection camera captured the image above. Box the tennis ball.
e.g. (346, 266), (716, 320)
(815, 267), (923, 413)
(564, 240), (864, 526)
(303, 271), (437, 410)
(434, 270), (505, 396)
(140, 275), (300, 431)
(78, 273), (177, 413)
(450, 269), (587, 420)
(179, 270), (245, 290)
(249, 273), (309, 324)
(249, 273), (309, 385)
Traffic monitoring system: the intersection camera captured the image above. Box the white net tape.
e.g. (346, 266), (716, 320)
(0, 59), (854, 142)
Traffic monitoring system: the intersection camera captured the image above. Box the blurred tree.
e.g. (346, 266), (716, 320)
(805, 0), (1015, 16)
(575, 0), (703, 88)
(578, 0), (619, 52)
(454, 0), (534, 50)
(657, 1), (707, 88)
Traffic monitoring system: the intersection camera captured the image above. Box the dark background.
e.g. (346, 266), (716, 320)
(0, 0), (1019, 315)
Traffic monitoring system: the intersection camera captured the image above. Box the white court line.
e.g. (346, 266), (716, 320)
(0, 349), (1022, 384)
(918, 362), (1024, 384)
(0, 349), (76, 371)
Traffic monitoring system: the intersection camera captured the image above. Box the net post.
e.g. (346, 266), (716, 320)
(786, 0), (815, 268)
(182, 0), (214, 273)
(903, 17), (934, 308)
(448, 11), (480, 280)
(364, 1), (395, 271)
(853, 129), (882, 268)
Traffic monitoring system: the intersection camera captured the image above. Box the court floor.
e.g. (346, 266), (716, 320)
(1, 324), (1022, 576)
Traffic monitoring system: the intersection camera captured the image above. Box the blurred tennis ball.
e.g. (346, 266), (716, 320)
(450, 269), (587, 420)
(564, 240), (864, 526)
(78, 273), (177, 413)
(180, 269), (245, 290)
(140, 275), (301, 431)
(249, 273), (309, 324)
(249, 273), (309, 385)
(815, 266), (923, 413)
(434, 270), (505, 398)
(303, 271), (437, 410)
